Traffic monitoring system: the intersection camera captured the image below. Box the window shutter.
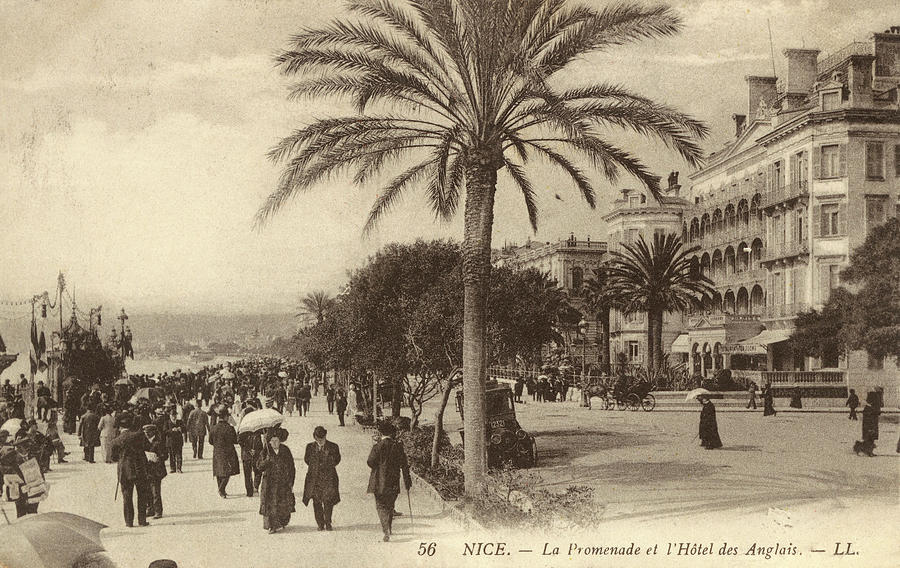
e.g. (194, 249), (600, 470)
(812, 146), (821, 179)
(895, 144), (900, 177)
(814, 204), (822, 237)
(866, 143), (875, 178)
(838, 144), (847, 177)
(767, 163), (774, 191)
(838, 202), (848, 234)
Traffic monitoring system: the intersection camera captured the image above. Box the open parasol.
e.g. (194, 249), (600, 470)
(0, 512), (107, 568)
(277, 371), (288, 378)
(238, 408), (283, 434)
(114, 377), (133, 386)
(1, 417), (22, 435)
(685, 388), (713, 402)
(219, 370), (236, 380)
(129, 387), (164, 404)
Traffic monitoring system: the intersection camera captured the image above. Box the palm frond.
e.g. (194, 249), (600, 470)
(502, 157), (538, 232)
(364, 158), (435, 233)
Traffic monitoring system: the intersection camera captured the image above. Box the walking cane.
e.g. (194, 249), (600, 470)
(406, 486), (413, 533)
(114, 478), (119, 501)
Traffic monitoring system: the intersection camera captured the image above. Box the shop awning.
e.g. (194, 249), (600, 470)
(670, 334), (691, 353)
(744, 329), (792, 345)
(720, 329), (791, 355)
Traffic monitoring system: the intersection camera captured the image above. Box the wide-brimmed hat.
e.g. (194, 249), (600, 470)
(142, 424), (158, 434)
(269, 427), (288, 442)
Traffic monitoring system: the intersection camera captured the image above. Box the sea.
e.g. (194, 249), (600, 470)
(1, 354), (242, 383)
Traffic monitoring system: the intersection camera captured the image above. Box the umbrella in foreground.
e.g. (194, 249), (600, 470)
(685, 388), (713, 402)
(0, 512), (107, 568)
(129, 387), (164, 404)
(1, 417), (22, 434)
(238, 408), (283, 434)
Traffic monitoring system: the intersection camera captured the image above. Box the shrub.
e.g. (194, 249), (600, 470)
(398, 425), (464, 499)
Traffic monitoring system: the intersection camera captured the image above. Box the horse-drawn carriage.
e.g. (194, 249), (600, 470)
(583, 378), (656, 411)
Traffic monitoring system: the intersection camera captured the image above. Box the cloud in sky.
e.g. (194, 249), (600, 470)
(1, 0), (897, 314)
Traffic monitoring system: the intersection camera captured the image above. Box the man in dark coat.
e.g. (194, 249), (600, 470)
(366, 422), (411, 542)
(109, 413), (151, 527)
(239, 428), (264, 497)
(298, 383), (312, 416)
(335, 389), (347, 427)
(78, 405), (101, 463)
(303, 426), (341, 531)
(209, 409), (240, 497)
(325, 385), (336, 414)
(762, 383), (777, 416)
(186, 405), (209, 459)
(143, 424), (168, 518)
(846, 389), (859, 420)
(698, 396), (723, 449)
(35, 381), (52, 421)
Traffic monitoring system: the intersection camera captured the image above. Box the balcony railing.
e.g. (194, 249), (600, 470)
(762, 303), (810, 319)
(715, 268), (766, 288)
(817, 41), (872, 75)
(761, 181), (809, 210)
(694, 220), (763, 249)
(761, 241), (809, 263)
(762, 370), (846, 386)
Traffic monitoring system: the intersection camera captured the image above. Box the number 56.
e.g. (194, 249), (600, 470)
(418, 542), (436, 556)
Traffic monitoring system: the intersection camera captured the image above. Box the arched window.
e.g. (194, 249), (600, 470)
(571, 266), (583, 290)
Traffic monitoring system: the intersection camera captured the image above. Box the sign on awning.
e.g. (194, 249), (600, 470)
(720, 329), (791, 355)
(720, 343), (767, 355)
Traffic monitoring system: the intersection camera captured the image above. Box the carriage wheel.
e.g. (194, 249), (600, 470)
(642, 394), (656, 411)
(627, 393), (641, 411)
(616, 398), (628, 410)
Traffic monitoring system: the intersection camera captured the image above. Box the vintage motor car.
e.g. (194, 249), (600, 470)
(455, 379), (537, 468)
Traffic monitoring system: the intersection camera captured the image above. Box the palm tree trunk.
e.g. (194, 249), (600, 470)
(600, 308), (611, 374)
(646, 311), (657, 372)
(461, 159), (498, 495)
(649, 309), (664, 371)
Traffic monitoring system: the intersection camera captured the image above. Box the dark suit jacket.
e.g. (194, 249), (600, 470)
(186, 408), (209, 440)
(209, 421), (240, 477)
(303, 440), (341, 506)
(109, 430), (149, 482)
(78, 411), (101, 447)
(366, 437), (411, 496)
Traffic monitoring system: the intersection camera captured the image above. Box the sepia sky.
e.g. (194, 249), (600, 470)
(1, 0), (897, 315)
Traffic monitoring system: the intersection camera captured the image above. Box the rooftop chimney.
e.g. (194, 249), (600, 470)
(783, 48), (821, 93)
(732, 114), (746, 137)
(746, 76), (778, 123)
(847, 53), (876, 107)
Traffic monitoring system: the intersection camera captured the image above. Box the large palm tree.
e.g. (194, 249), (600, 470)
(297, 290), (336, 325)
(581, 265), (617, 373)
(256, 0), (707, 493)
(606, 233), (715, 371)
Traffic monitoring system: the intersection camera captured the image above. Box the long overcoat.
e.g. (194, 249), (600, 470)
(366, 437), (411, 497)
(78, 410), (101, 448)
(109, 430), (149, 482)
(209, 421), (240, 478)
(186, 408), (209, 442)
(302, 440), (340, 506)
(257, 445), (296, 520)
(699, 401), (723, 449)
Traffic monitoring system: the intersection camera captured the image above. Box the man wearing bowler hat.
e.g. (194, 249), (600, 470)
(209, 406), (240, 498)
(109, 413), (151, 527)
(366, 422), (411, 542)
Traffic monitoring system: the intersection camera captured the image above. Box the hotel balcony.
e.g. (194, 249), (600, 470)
(714, 267), (766, 289)
(695, 220), (764, 250)
(762, 302), (810, 319)
(761, 181), (809, 211)
(760, 241), (809, 264)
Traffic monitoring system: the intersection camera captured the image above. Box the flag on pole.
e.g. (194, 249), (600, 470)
(38, 330), (48, 371)
(29, 320), (40, 375)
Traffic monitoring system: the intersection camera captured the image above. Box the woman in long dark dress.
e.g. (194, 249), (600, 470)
(698, 396), (723, 449)
(762, 383), (777, 416)
(855, 390), (881, 456)
(257, 427), (296, 533)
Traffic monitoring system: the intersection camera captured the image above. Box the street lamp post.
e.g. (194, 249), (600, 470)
(117, 308), (128, 360)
